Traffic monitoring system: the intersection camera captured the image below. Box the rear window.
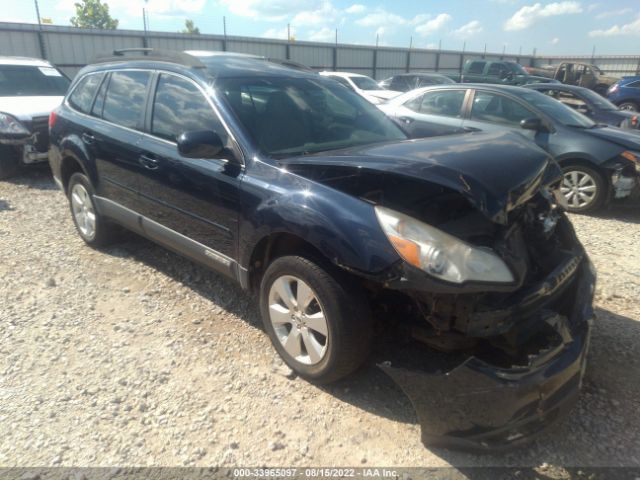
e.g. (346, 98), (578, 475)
(0, 65), (69, 96)
(102, 71), (150, 130)
(467, 61), (486, 74)
(625, 80), (640, 88)
(68, 73), (104, 114)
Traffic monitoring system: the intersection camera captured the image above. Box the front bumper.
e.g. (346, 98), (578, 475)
(380, 259), (595, 452)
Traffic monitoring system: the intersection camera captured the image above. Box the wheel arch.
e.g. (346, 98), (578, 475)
(60, 154), (89, 194)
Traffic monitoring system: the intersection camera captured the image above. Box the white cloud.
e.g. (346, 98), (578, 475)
(57, 0), (206, 19)
(409, 14), (431, 26)
(587, 3), (601, 12)
(504, 1), (583, 31)
(308, 26), (335, 41)
(415, 13), (452, 36)
(355, 9), (406, 27)
(292, 2), (338, 26)
(589, 15), (640, 36)
(550, 36), (559, 44)
(451, 20), (483, 38)
(220, 0), (321, 21)
(345, 4), (365, 14)
(595, 8), (633, 19)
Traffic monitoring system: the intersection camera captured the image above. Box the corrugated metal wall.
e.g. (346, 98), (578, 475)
(1, 22), (638, 81)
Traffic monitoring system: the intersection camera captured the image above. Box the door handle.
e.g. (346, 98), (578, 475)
(399, 116), (414, 124)
(81, 132), (95, 145)
(139, 154), (159, 170)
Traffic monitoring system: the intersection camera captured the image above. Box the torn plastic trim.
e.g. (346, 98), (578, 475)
(379, 260), (595, 452)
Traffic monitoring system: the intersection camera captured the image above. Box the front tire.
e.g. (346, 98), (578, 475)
(560, 164), (606, 213)
(260, 255), (372, 384)
(67, 172), (115, 246)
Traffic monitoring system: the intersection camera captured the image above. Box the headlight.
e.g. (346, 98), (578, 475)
(0, 112), (29, 135)
(375, 206), (515, 284)
(620, 150), (640, 173)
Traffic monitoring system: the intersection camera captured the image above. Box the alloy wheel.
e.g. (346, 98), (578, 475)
(71, 183), (96, 239)
(561, 170), (597, 209)
(268, 275), (329, 365)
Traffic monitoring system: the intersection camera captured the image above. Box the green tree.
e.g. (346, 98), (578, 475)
(70, 0), (118, 29)
(181, 19), (200, 34)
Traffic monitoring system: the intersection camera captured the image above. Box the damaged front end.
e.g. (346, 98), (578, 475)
(281, 133), (595, 451)
(376, 179), (596, 452)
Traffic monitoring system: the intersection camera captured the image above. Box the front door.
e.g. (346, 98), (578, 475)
(134, 72), (242, 270)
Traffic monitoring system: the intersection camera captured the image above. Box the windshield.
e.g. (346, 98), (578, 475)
(507, 63), (528, 75)
(218, 76), (407, 157)
(515, 89), (596, 128)
(579, 88), (619, 111)
(350, 75), (381, 91)
(0, 65), (69, 96)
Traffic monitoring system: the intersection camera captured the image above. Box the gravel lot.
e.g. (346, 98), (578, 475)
(1, 166), (640, 471)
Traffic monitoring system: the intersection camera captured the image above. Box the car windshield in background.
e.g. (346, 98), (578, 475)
(0, 65), (69, 96)
(579, 88), (619, 111)
(350, 76), (381, 91)
(219, 76), (407, 157)
(515, 89), (596, 128)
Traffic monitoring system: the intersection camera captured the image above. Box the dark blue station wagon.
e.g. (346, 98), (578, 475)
(48, 49), (595, 451)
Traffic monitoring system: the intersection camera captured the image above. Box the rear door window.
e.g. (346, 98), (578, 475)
(407, 90), (466, 117)
(68, 73), (104, 114)
(150, 74), (225, 143)
(102, 71), (150, 130)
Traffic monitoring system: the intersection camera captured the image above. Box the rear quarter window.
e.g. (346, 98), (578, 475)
(467, 61), (486, 74)
(68, 73), (104, 114)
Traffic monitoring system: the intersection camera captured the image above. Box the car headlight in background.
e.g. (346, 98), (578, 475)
(620, 150), (640, 173)
(0, 112), (30, 136)
(375, 206), (515, 284)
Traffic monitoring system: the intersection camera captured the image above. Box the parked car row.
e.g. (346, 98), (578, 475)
(379, 83), (640, 212)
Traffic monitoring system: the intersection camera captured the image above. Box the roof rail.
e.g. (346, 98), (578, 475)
(92, 48), (205, 68)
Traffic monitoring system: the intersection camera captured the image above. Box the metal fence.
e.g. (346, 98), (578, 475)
(1, 22), (638, 81)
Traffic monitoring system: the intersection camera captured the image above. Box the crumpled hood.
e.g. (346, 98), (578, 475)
(584, 125), (640, 150)
(280, 131), (560, 225)
(0, 96), (64, 121)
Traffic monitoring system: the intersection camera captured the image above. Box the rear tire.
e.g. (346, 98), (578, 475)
(0, 146), (21, 180)
(618, 101), (639, 112)
(560, 164), (606, 213)
(260, 255), (372, 384)
(67, 172), (116, 247)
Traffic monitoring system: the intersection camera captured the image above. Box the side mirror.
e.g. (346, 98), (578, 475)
(520, 117), (549, 132)
(177, 130), (224, 159)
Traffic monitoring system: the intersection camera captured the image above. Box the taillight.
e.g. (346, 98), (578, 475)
(48, 110), (58, 130)
(632, 116), (638, 127)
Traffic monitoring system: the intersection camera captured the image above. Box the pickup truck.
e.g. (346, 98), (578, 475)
(525, 62), (619, 94)
(446, 59), (553, 85)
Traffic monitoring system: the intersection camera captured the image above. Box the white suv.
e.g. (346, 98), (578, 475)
(319, 71), (401, 104)
(0, 57), (69, 179)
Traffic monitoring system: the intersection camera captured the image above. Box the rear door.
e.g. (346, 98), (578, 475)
(391, 88), (469, 138)
(134, 72), (242, 267)
(89, 70), (151, 210)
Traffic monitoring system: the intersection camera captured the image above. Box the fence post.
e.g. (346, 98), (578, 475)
(405, 36), (412, 73)
(332, 29), (337, 71)
(34, 0), (47, 59)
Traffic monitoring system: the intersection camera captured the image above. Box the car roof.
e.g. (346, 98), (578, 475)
(80, 49), (320, 81)
(407, 83), (534, 94)
(524, 83), (592, 93)
(0, 56), (53, 67)
(320, 71), (368, 78)
(393, 72), (448, 78)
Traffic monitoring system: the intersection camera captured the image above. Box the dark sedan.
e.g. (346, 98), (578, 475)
(379, 73), (455, 92)
(526, 83), (639, 130)
(380, 84), (640, 213)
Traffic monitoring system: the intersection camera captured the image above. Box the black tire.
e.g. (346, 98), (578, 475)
(0, 146), (21, 180)
(67, 172), (115, 247)
(561, 164), (606, 214)
(618, 101), (639, 112)
(260, 255), (372, 384)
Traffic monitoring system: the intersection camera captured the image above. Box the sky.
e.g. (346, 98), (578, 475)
(5, 0), (640, 55)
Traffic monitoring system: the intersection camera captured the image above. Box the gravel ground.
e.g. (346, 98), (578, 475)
(1, 166), (639, 470)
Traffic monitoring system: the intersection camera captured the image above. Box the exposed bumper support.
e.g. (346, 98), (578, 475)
(380, 260), (595, 452)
